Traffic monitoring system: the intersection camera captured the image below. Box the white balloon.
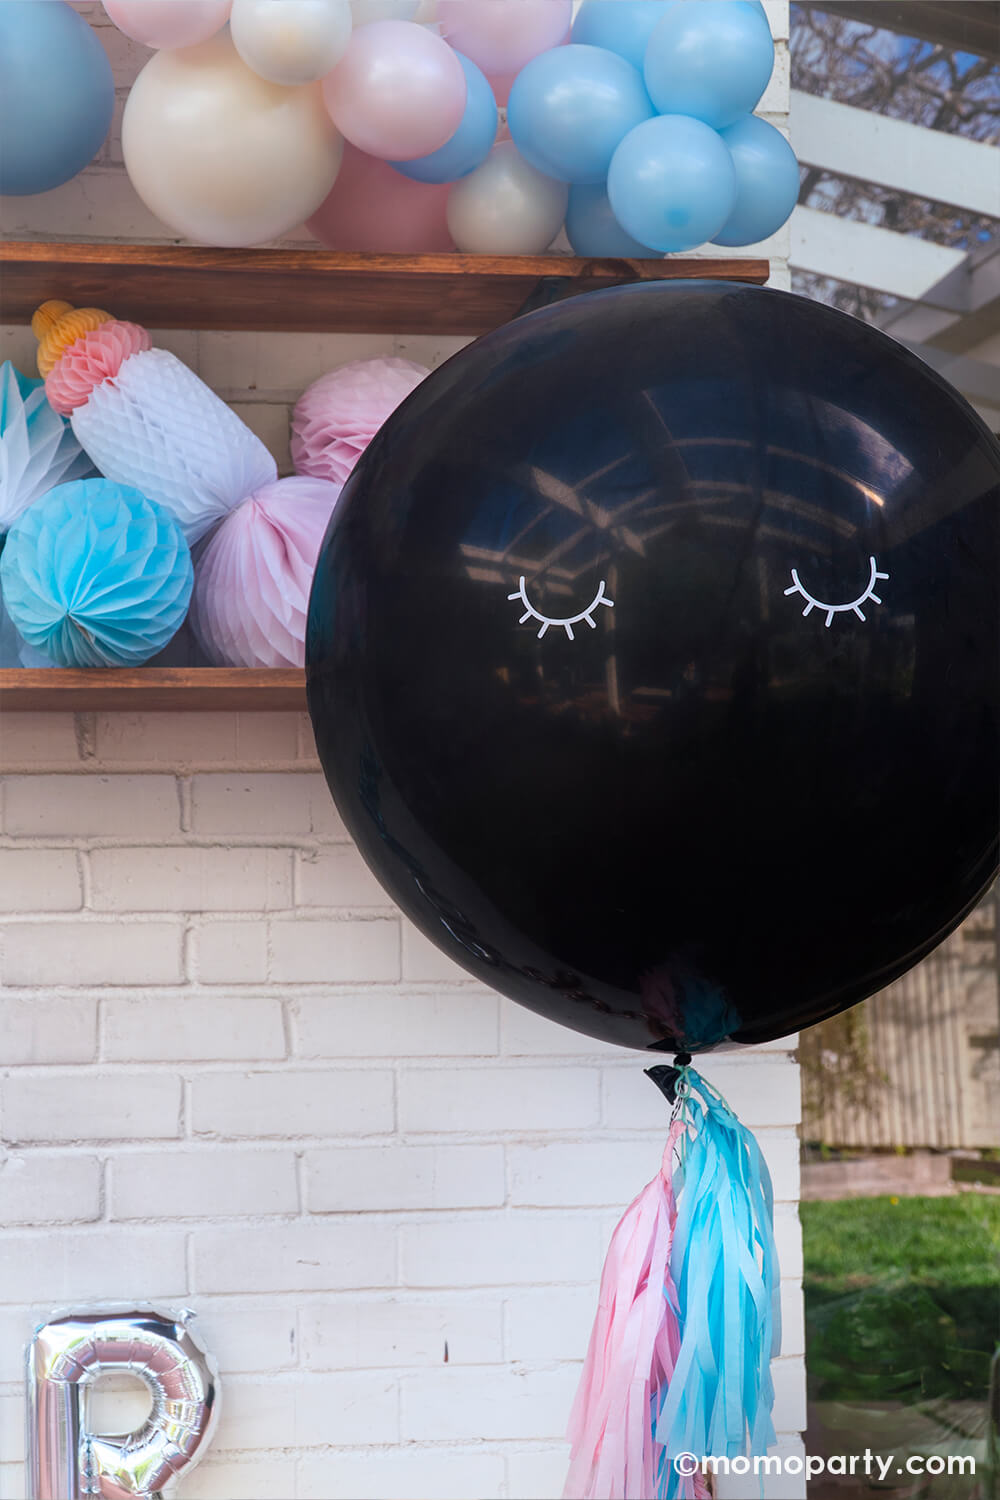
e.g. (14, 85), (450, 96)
(231, 0), (353, 85)
(351, 0), (419, 24)
(447, 140), (568, 254)
(122, 30), (343, 247)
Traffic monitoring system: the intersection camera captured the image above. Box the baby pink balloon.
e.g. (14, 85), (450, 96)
(322, 20), (466, 161)
(306, 143), (453, 251)
(437, 0), (571, 76)
(102, 0), (232, 49)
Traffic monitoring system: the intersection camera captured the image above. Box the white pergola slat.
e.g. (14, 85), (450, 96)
(790, 204), (968, 300)
(791, 90), (1000, 218)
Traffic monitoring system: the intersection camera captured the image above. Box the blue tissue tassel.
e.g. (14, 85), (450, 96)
(654, 1068), (781, 1498)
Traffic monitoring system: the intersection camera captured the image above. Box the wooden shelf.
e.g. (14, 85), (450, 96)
(0, 242), (770, 336)
(0, 668), (307, 713)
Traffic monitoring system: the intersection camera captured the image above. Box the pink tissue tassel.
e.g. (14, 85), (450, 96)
(564, 1120), (710, 1500)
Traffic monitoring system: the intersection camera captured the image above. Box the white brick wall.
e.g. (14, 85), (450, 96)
(0, 7), (801, 1496)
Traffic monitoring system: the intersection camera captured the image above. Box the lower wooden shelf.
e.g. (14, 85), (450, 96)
(0, 668), (307, 712)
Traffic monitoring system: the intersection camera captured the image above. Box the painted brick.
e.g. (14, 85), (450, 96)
(0, 1395), (23, 1465)
(190, 773), (345, 836)
(214, 1372), (398, 1450)
(307, 1143), (505, 1212)
(234, 714), (302, 764)
(110, 1148), (298, 1219)
(0, 1466), (24, 1500)
(402, 1364), (579, 1441)
(90, 847), (292, 913)
(781, 1278), (806, 1360)
(0, 1228), (187, 1303)
(0, 996), (97, 1065)
(296, 844), (394, 907)
(194, 920), (268, 984)
(401, 917), (476, 982)
(93, 714), (238, 765)
(191, 1069), (393, 1138)
(400, 1066), (600, 1134)
(297, 1448), (506, 1500)
(3, 1072), (181, 1143)
(193, 1302), (298, 1374)
(294, 989), (499, 1058)
(774, 1203), (804, 1279)
(102, 994), (286, 1062)
(506, 1448), (571, 1500)
(501, 998), (630, 1057)
(0, 850), (81, 912)
(509, 1138), (665, 1208)
(772, 1356), (809, 1434)
(0, 1308), (35, 1384)
(0, 1153), (101, 1226)
(193, 1222), (396, 1294)
(401, 1213), (604, 1288)
(3, 775), (179, 836)
(300, 1298), (504, 1370)
(173, 1459), (294, 1500)
(1, 920), (183, 987)
(506, 1286), (596, 1364)
(268, 916), (401, 983)
(0, 713), (81, 768)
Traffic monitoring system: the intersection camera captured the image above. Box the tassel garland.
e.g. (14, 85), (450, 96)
(565, 1066), (780, 1499)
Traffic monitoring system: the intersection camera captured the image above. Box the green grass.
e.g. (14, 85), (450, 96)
(803, 1195), (1000, 1292)
(803, 1195), (1000, 1408)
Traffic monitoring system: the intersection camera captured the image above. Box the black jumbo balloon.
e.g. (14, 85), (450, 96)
(306, 281), (1000, 1054)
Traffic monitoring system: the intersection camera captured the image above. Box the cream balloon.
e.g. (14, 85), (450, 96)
(447, 140), (568, 253)
(122, 31), (343, 247)
(231, 0), (353, 85)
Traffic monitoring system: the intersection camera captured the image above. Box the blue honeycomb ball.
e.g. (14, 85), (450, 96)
(0, 478), (193, 667)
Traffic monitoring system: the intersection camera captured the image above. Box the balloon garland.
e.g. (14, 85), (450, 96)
(1, 0), (799, 255)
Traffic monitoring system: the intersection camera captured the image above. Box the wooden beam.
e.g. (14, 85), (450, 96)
(790, 204), (968, 300)
(791, 90), (1000, 218)
(797, 2), (1000, 62)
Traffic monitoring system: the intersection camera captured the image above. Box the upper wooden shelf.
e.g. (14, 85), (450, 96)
(0, 242), (770, 336)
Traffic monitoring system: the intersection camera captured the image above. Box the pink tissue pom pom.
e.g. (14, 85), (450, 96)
(44, 320), (153, 416)
(190, 475), (342, 669)
(291, 357), (430, 488)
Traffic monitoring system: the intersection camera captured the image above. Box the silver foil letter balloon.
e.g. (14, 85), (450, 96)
(26, 1306), (219, 1499)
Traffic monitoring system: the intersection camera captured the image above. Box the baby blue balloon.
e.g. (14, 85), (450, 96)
(644, 1), (774, 130)
(0, 480), (193, 668)
(607, 115), (737, 253)
(390, 51), (497, 185)
(508, 44), (654, 186)
(571, 1), (673, 69)
(0, 0), (114, 196)
(566, 183), (660, 258)
(713, 115), (800, 247)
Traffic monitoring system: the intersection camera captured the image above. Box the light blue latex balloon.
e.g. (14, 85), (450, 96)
(644, 1), (774, 130)
(390, 51), (497, 185)
(571, 1), (673, 69)
(1, 479), (193, 668)
(565, 183), (660, 258)
(0, 0), (114, 196)
(508, 44), (654, 186)
(713, 115), (800, 247)
(607, 115), (737, 253)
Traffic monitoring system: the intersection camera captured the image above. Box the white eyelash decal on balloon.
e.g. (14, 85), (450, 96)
(508, 576), (614, 640)
(784, 555), (889, 627)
